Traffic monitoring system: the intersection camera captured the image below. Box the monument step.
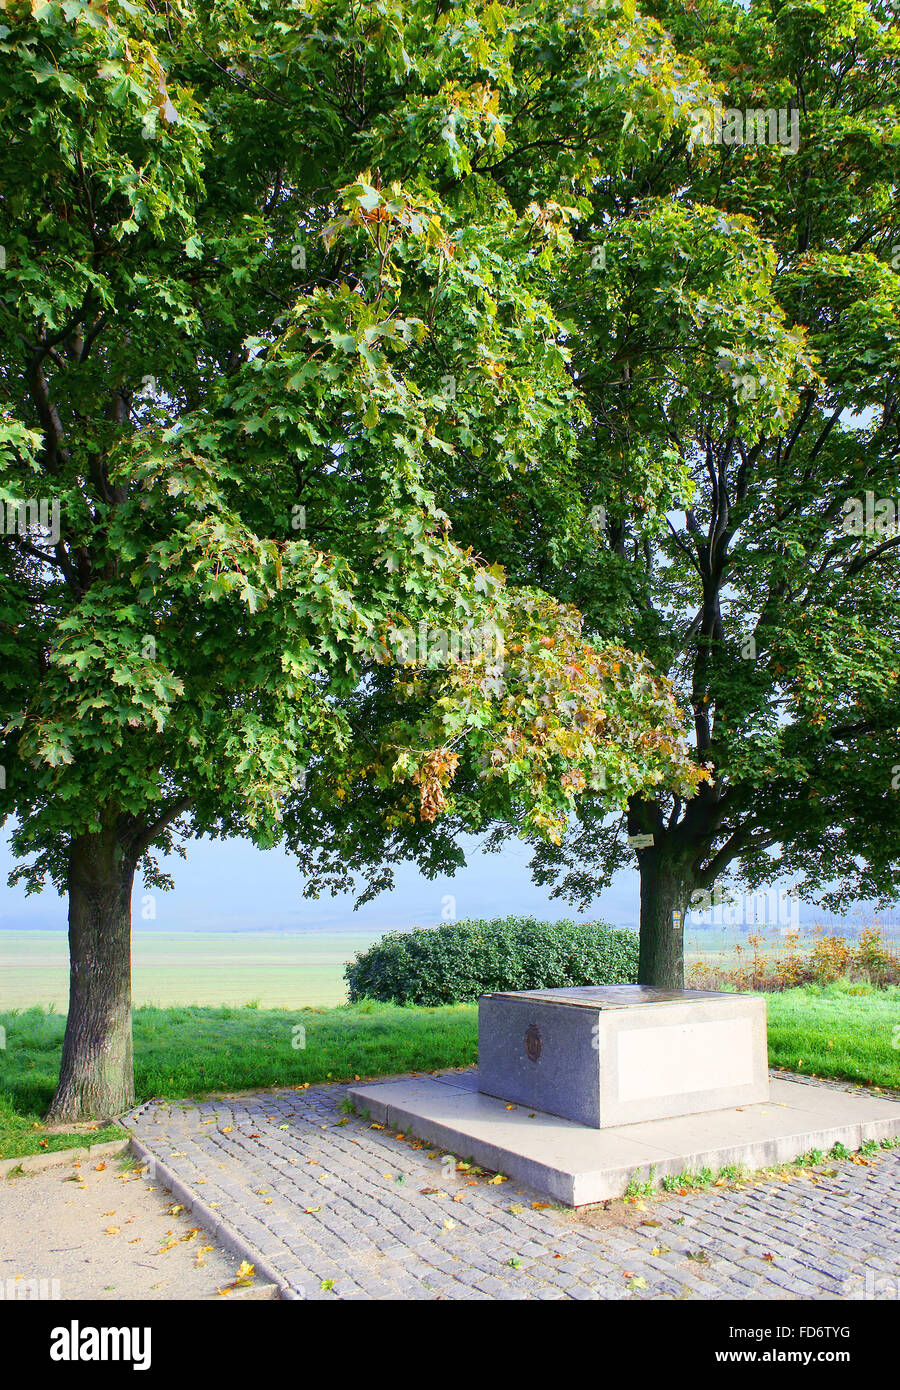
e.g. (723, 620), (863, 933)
(347, 1072), (900, 1207)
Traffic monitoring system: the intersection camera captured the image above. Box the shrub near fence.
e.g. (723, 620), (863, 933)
(345, 916), (639, 1006)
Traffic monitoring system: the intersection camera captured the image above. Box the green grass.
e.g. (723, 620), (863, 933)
(0, 1094), (126, 1163)
(2, 979), (898, 1160)
(0, 999), (479, 1157)
(623, 1138), (900, 1202)
(765, 980), (900, 1088)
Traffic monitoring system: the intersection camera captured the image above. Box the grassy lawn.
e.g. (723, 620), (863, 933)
(766, 980), (900, 1088)
(1, 982), (898, 1159)
(0, 999), (478, 1158)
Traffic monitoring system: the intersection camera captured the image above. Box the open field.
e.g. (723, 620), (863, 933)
(4, 924), (899, 1012)
(0, 930), (384, 1011)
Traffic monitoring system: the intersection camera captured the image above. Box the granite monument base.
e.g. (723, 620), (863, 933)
(477, 985), (769, 1128)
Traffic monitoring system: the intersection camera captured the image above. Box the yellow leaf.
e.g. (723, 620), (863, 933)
(487, 1174), (507, 1185)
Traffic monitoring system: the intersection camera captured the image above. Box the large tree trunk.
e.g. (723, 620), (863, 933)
(637, 850), (691, 990)
(47, 825), (136, 1123)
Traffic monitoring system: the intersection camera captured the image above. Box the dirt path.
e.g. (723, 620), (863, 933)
(0, 1152), (275, 1300)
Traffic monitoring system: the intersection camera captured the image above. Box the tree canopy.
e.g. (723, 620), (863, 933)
(0, 0), (707, 1116)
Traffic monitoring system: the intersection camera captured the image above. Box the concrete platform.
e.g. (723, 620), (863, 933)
(348, 1071), (900, 1206)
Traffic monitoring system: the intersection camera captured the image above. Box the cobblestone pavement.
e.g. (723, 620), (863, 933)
(123, 1072), (900, 1301)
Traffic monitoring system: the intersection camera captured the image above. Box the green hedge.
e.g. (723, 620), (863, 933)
(344, 916), (639, 1005)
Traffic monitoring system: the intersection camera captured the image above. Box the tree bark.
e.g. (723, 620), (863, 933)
(47, 824), (136, 1123)
(637, 849), (691, 989)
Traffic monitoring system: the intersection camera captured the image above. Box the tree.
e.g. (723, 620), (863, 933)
(427, 0), (900, 986)
(0, 0), (703, 1119)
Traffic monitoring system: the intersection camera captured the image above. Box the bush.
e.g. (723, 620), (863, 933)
(344, 916), (639, 1005)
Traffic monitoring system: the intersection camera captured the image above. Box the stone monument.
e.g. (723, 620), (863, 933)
(348, 980), (900, 1205)
(477, 984), (770, 1128)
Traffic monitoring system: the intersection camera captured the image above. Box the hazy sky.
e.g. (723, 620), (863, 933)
(0, 824), (881, 935)
(0, 825), (643, 933)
